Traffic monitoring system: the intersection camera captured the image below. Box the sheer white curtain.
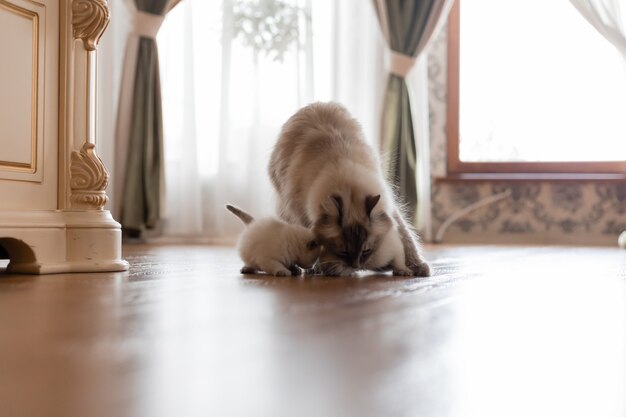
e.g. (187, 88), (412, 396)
(570, 0), (626, 60)
(157, 0), (385, 241)
(97, 0), (130, 214)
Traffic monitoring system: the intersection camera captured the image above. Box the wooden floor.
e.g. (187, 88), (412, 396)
(0, 244), (625, 417)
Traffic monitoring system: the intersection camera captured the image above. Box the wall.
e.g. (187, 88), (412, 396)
(426, 27), (626, 246)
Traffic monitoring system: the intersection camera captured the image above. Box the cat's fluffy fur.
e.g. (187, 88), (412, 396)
(225, 204), (321, 276)
(268, 102), (430, 277)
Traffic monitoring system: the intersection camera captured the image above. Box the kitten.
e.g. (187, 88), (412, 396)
(225, 204), (321, 276)
(268, 102), (430, 277)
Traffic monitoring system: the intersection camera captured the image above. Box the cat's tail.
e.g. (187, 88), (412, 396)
(225, 204), (254, 225)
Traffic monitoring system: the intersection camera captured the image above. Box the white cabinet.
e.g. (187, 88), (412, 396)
(0, 0), (127, 273)
(0, 0), (57, 207)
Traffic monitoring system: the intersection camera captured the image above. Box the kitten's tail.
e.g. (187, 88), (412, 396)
(225, 204), (254, 225)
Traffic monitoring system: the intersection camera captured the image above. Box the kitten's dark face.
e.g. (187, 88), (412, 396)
(295, 238), (321, 269)
(313, 194), (391, 274)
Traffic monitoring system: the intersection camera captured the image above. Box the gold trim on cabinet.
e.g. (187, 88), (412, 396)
(0, 0), (39, 174)
(70, 142), (109, 210)
(72, 0), (109, 51)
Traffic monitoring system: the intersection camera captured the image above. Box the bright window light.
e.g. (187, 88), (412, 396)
(459, 0), (626, 163)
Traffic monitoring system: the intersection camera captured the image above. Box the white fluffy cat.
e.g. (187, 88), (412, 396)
(225, 204), (321, 276)
(268, 102), (430, 277)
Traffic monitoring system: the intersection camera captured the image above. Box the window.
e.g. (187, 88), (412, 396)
(447, 0), (626, 176)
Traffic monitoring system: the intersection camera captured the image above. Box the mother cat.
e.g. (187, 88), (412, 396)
(269, 102), (430, 277)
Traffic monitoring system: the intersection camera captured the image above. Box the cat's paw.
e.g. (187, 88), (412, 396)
(408, 262), (431, 277)
(271, 268), (292, 277)
(393, 268), (414, 277)
(240, 266), (257, 274)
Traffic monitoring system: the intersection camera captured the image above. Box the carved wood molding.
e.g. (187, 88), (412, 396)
(72, 0), (110, 51)
(70, 143), (109, 210)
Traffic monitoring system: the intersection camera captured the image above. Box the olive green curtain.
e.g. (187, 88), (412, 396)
(373, 0), (453, 223)
(118, 0), (181, 236)
(382, 74), (417, 218)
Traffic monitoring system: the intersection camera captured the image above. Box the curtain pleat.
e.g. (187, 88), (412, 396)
(374, 0), (452, 224)
(382, 75), (417, 208)
(120, 38), (163, 231)
(570, 0), (626, 60)
(116, 0), (176, 236)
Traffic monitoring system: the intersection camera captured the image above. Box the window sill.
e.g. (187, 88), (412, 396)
(436, 173), (626, 183)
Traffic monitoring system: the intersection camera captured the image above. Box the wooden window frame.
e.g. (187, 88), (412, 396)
(446, 0), (626, 178)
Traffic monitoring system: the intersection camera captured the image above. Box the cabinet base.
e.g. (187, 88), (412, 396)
(0, 210), (129, 274)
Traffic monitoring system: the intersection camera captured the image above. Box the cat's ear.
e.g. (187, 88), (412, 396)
(365, 194), (381, 217)
(331, 195), (343, 217)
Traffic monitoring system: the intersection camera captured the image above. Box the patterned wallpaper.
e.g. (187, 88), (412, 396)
(426, 27), (626, 246)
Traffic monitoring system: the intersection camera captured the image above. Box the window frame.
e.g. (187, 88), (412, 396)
(446, 0), (626, 177)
